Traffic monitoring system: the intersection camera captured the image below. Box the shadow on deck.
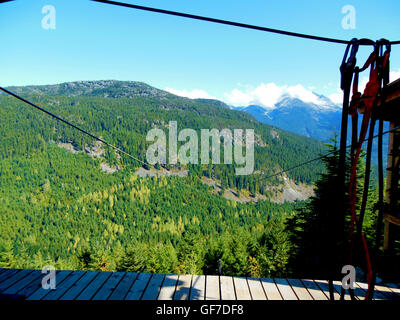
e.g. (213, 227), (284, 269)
(0, 268), (399, 301)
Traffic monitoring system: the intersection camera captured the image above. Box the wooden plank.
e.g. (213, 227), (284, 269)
(141, 273), (165, 300)
(76, 271), (111, 300)
(125, 272), (152, 300)
(260, 278), (282, 300)
(383, 121), (400, 250)
(385, 283), (400, 297)
(18, 270), (72, 297)
(301, 279), (328, 300)
(8, 267), (397, 302)
(320, 279), (360, 301)
(24, 270), (72, 300)
(353, 282), (369, 300)
(247, 278), (266, 300)
(19, 270), (69, 298)
(378, 80), (400, 120)
(205, 275), (220, 300)
(158, 274), (179, 300)
(382, 78), (400, 104)
(59, 271), (99, 300)
(332, 280), (367, 300)
(384, 213), (400, 226)
(35, 270), (86, 300)
(92, 272), (125, 301)
(313, 280), (341, 300)
(0, 269), (33, 292)
(274, 278), (298, 300)
(0, 269), (20, 284)
(351, 285), (368, 300)
(355, 282), (386, 300)
(0, 269), (11, 280)
(233, 277), (251, 300)
(1, 270), (42, 296)
(220, 276), (235, 300)
(0, 268), (25, 301)
(331, 280), (353, 300)
(108, 272), (138, 300)
(190, 275), (205, 300)
(384, 220), (390, 251)
(374, 284), (400, 300)
(174, 274), (192, 300)
(287, 278), (313, 300)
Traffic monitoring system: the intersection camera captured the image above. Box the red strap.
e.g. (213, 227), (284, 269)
(347, 47), (390, 300)
(346, 49), (383, 299)
(362, 232), (373, 299)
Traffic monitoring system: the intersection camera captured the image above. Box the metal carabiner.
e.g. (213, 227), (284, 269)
(340, 38), (359, 90)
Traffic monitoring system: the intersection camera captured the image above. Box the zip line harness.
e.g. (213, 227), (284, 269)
(336, 39), (391, 300)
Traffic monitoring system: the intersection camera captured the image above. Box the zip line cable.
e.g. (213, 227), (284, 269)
(1, 86), (398, 187)
(1, 0), (399, 45)
(92, 0), (400, 46)
(0, 86), (148, 167)
(255, 124), (400, 183)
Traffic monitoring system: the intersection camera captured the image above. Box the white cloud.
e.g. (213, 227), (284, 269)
(224, 88), (255, 106)
(328, 90), (343, 105)
(164, 67), (400, 110)
(287, 84), (323, 105)
(327, 67), (400, 106)
(224, 82), (330, 109)
(390, 69), (400, 82)
(165, 87), (217, 100)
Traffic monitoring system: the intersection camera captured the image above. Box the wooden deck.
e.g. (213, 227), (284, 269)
(0, 268), (399, 301)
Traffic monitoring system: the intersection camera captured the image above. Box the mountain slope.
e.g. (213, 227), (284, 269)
(233, 96), (342, 141)
(2, 80), (170, 99)
(233, 95), (389, 166)
(0, 80), (326, 275)
(1, 80), (325, 186)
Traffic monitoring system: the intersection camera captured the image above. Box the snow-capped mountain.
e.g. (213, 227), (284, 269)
(233, 93), (388, 165)
(233, 95), (342, 142)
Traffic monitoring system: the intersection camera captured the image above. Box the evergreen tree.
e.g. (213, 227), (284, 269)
(0, 241), (15, 268)
(285, 138), (378, 279)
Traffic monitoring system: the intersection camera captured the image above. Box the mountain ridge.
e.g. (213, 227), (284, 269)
(0, 79), (326, 187)
(2, 80), (171, 99)
(233, 96), (342, 141)
(0, 79), (329, 276)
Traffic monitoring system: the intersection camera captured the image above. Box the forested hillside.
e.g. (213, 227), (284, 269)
(0, 80), (326, 277)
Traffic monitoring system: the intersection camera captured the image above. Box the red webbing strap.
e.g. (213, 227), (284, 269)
(347, 49), (379, 300)
(347, 45), (390, 300)
(365, 46), (391, 300)
(347, 52), (377, 259)
(361, 232), (373, 285)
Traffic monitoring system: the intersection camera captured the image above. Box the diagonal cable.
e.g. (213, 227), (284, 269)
(92, 0), (400, 45)
(0, 86), (149, 166)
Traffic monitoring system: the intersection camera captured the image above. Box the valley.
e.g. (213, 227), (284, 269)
(0, 80), (327, 277)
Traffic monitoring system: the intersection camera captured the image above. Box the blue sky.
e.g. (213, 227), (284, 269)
(1, 0), (400, 107)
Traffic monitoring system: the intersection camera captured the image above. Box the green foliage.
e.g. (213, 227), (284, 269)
(0, 82), (326, 276)
(285, 138), (381, 280)
(0, 240), (15, 268)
